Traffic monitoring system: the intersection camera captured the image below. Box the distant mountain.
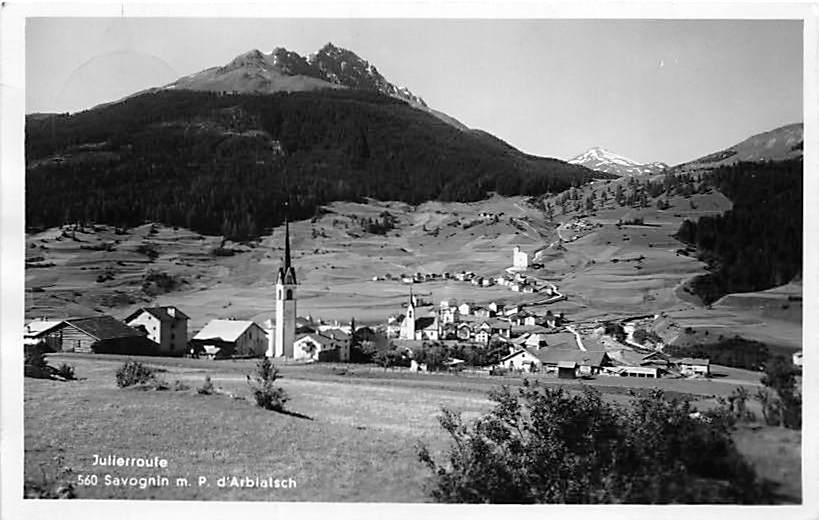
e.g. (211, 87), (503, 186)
(568, 147), (668, 176)
(675, 123), (803, 172)
(26, 89), (607, 240)
(160, 43), (467, 130)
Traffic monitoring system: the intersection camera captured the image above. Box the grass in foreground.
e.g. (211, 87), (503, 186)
(24, 355), (801, 502)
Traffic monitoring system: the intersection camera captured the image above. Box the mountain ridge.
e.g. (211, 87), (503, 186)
(673, 122), (803, 172)
(159, 42), (467, 130)
(568, 146), (668, 176)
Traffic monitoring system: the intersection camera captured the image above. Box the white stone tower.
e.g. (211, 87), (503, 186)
(272, 216), (297, 357)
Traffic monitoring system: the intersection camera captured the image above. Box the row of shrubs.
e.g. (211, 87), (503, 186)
(114, 359), (287, 412)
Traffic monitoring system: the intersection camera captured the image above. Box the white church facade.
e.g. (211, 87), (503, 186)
(512, 246), (529, 270)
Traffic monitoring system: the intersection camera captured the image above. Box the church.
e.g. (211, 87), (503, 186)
(398, 288), (440, 341)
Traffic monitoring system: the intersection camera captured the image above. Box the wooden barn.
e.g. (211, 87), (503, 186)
(54, 316), (156, 354)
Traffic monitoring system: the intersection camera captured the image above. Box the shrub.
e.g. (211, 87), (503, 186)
(115, 360), (155, 388)
(246, 358), (287, 412)
(135, 243), (159, 260)
(418, 381), (768, 504)
(197, 375), (214, 395)
(24, 454), (76, 499)
(211, 246), (236, 257)
(152, 377), (170, 391)
(54, 363), (76, 381)
(24, 344), (52, 379)
(173, 380), (190, 391)
(759, 357), (801, 429)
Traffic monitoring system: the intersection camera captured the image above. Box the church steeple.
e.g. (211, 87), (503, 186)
(276, 211), (297, 285)
(284, 215), (291, 270)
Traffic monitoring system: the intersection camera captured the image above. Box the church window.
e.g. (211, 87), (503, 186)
(286, 289), (293, 300)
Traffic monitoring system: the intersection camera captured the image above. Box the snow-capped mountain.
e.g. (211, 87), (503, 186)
(160, 43), (465, 127)
(568, 147), (668, 176)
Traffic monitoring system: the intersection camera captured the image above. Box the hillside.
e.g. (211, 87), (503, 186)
(26, 89), (607, 240)
(674, 123), (803, 172)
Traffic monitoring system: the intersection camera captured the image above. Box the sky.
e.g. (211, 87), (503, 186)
(26, 18), (803, 165)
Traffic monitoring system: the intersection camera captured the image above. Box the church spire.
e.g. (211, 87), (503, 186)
(284, 214), (291, 270)
(276, 202), (297, 285)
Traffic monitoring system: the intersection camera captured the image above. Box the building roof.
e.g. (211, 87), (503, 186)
(677, 357), (710, 365)
(64, 316), (144, 341)
(503, 348), (610, 367)
(320, 328), (351, 341)
(295, 333), (335, 348)
(193, 320), (264, 343)
(124, 306), (189, 324)
(24, 320), (64, 338)
(415, 316), (437, 330)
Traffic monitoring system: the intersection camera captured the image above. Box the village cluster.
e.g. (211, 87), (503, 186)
(24, 220), (714, 381)
(373, 246), (557, 296)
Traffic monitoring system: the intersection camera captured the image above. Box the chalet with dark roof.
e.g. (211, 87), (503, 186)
(55, 315), (156, 355)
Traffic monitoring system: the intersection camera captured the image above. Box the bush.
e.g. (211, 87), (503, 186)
(211, 246), (236, 257)
(246, 358), (287, 411)
(418, 381), (769, 504)
(759, 356), (801, 429)
(135, 243), (159, 260)
(24, 454), (76, 499)
(197, 375), (214, 395)
(173, 380), (190, 391)
(115, 360), (155, 388)
(24, 344), (52, 379)
(54, 363), (76, 381)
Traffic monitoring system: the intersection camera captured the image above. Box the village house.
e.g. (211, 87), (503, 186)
(24, 320), (65, 351)
(457, 302), (472, 316)
(293, 329), (351, 362)
(124, 306), (189, 356)
(192, 319), (267, 358)
(440, 305), (460, 325)
(456, 322), (474, 341)
(50, 315), (156, 354)
(499, 348), (612, 375)
(503, 304), (522, 316)
(677, 357), (710, 376)
(473, 306), (496, 319)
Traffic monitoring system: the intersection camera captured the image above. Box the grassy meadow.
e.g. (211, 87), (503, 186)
(24, 353), (801, 503)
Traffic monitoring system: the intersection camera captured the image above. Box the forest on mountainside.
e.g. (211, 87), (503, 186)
(674, 159), (802, 304)
(26, 90), (604, 240)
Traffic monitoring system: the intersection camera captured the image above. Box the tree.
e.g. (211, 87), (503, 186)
(418, 382), (769, 504)
(759, 356), (801, 429)
(246, 358), (288, 411)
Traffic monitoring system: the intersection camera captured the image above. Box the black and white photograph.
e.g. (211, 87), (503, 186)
(1, 1), (816, 518)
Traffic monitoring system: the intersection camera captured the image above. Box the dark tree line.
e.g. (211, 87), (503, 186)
(674, 159), (802, 304)
(26, 90), (605, 240)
